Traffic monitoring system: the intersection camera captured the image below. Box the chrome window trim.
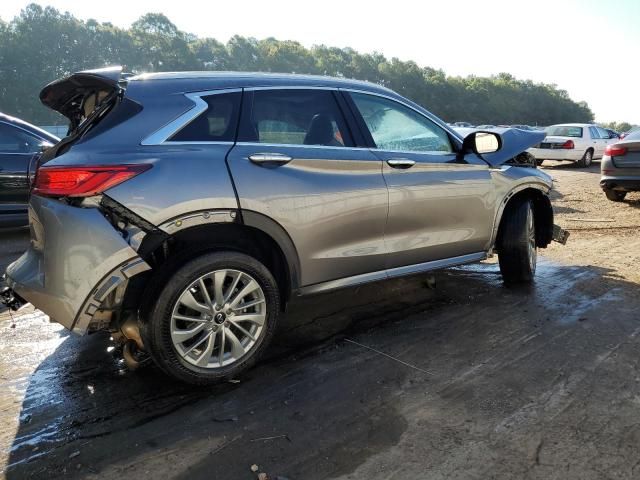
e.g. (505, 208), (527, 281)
(141, 88), (242, 146)
(140, 84), (463, 150)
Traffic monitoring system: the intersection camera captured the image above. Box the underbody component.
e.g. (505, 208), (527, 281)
(552, 225), (570, 245)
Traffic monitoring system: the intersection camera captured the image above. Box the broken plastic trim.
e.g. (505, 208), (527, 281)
(100, 195), (169, 258)
(552, 225), (570, 245)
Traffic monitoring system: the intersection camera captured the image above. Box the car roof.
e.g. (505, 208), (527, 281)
(128, 71), (396, 96)
(548, 123), (598, 127)
(0, 112), (60, 142)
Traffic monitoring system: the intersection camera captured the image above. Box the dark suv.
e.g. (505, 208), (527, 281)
(0, 113), (59, 227)
(3, 67), (564, 384)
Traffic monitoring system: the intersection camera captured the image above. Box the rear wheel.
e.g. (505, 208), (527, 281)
(577, 149), (593, 168)
(604, 189), (626, 202)
(497, 198), (537, 285)
(141, 251), (280, 385)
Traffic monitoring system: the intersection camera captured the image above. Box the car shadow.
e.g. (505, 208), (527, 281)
(621, 193), (640, 209)
(4, 259), (640, 479)
(539, 160), (601, 174)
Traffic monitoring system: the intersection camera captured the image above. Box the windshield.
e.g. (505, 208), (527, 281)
(546, 126), (583, 137)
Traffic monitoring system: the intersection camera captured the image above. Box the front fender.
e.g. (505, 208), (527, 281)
(489, 167), (554, 249)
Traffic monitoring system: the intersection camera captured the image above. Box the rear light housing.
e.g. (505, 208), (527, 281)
(561, 140), (575, 149)
(33, 164), (151, 198)
(605, 144), (627, 156)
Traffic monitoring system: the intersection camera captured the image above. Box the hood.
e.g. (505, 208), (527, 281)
(39, 66), (123, 122)
(473, 127), (546, 167)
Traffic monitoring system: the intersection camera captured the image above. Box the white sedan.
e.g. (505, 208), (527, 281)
(528, 123), (614, 167)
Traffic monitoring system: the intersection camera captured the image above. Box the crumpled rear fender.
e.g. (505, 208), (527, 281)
(5, 195), (150, 334)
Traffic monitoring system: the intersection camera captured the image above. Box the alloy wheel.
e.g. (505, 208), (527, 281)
(527, 207), (537, 274)
(169, 269), (266, 369)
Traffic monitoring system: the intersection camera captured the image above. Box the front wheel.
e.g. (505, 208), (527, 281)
(604, 189), (626, 202)
(141, 251), (280, 385)
(497, 198), (537, 284)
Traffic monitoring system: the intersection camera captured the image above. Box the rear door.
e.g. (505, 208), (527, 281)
(597, 127), (612, 156)
(0, 122), (46, 212)
(346, 91), (496, 269)
(226, 88), (389, 287)
(588, 126), (605, 157)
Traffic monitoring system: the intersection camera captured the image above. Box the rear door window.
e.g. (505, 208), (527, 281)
(0, 123), (41, 153)
(589, 126), (600, 139)
(238, 89), (353, 147)
(169, 91), (241, 142)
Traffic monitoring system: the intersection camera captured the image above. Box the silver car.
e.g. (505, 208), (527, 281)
(2, 67), (565, 384)
(601, 129), (640, 201)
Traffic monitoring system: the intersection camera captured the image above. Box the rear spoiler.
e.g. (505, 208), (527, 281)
(39, 66), (123, 121)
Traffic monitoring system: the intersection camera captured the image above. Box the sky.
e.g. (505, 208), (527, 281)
(1, 0), (639, 124)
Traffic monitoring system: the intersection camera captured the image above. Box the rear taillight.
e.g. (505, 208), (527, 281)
(33, 164), (151, 198)
(605, 144), (627, 156)
(561, 140), (575, 149)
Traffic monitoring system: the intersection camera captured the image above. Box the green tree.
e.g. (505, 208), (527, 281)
(0, 3), (595, 126)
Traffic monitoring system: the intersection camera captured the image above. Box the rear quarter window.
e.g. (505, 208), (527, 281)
(546, 126), (583, 138)
(169, 92), (241, 142)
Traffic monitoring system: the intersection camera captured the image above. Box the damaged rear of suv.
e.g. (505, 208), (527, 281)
(3, 67), (567, 385)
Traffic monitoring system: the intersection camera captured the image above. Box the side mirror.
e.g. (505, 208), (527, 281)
(462, 131), (502, 155)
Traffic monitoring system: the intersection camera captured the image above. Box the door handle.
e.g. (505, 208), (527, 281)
(248, 153), (292, 166)
(386, 158), (416, 169)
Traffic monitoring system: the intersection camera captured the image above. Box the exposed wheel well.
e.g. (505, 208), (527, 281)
(496, 188), (553, 250)
(124, 223), (293, 315)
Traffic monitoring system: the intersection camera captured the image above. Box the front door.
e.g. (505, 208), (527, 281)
(226, 88), (389, 287)
(346, 91), (496, 269)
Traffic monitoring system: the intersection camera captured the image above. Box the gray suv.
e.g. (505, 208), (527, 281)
(3, 67), (563, 384)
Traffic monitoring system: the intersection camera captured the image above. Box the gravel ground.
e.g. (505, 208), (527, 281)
(541, 160), (640, 283)
(1, 160), (640, 479)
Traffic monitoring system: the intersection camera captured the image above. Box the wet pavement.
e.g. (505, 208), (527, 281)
(2, 224), (640, 479)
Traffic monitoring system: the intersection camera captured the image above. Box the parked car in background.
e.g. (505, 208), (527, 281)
(528, 123), (614, 167)
(451, 121), (474, 128)
(606, 129), (620, 140)
(620, 127), (639, 139)
(2, 67), (564, 385)
(0, 113), (59, 227)
(600, 129), (640, 201)
(511, 125), (535, 131)
(476, 124), (496, 129)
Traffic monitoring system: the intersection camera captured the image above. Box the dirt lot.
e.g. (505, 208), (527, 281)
(1, 160), (639, 480)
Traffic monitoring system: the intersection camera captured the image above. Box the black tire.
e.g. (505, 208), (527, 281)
(604, 189), (626, 202)
(497, 198), (537, 285)
(140, 251), (280, 385)
(577, 149), (593, 168)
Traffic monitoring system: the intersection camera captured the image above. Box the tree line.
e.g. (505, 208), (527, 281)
(0, 4), (597, 127)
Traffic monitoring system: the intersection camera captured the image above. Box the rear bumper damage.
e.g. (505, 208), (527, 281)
(3, 195), (150, 334)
